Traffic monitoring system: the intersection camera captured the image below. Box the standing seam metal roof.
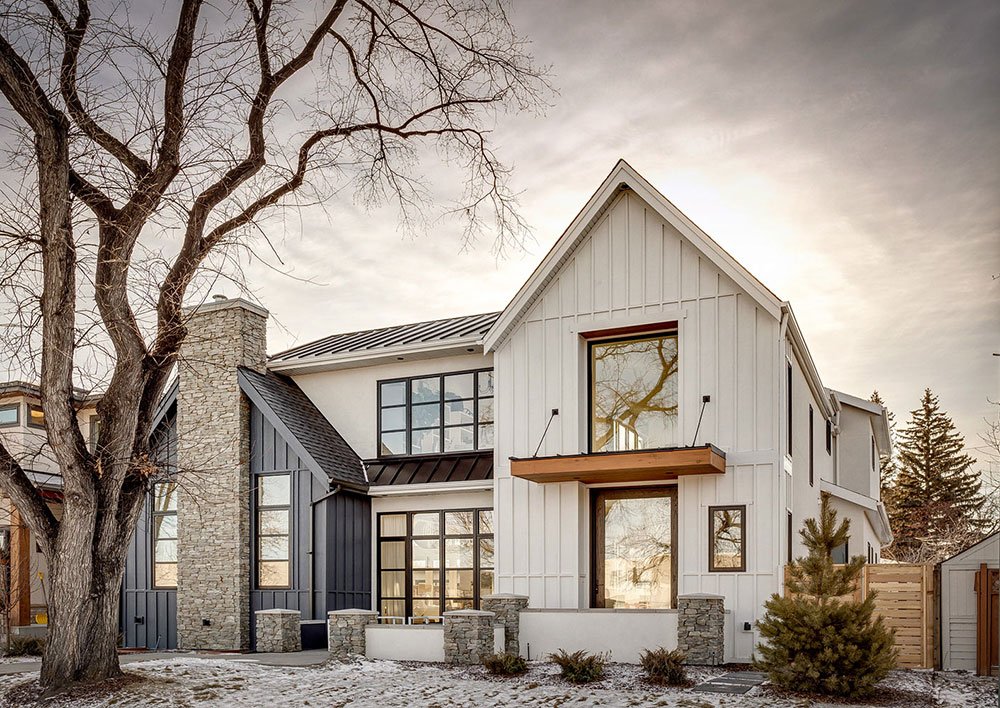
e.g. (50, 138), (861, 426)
(269, 311), (500, 362)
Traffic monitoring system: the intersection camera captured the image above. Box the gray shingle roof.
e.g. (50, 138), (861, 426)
(238, 367), (367, 490)
(269, 312), (500, 363)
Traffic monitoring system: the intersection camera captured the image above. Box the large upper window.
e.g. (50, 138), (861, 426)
(256, 474), (291, 588)
(378, 369), (493, 457)
(590, 333), (678, 452)
(151, 481), (178, 588)
(378, 508), (494, 623)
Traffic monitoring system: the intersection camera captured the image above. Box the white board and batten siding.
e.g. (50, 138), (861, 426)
(940, 533), (999, 671)
(494, 189), (788, 661)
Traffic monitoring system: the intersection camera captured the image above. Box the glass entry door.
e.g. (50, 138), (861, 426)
(592, 487), (676, 609)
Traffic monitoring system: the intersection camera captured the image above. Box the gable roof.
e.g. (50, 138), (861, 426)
(483, 159), (784, 351)
(269, 312), (499, 369)
(237, 367), (367, 491)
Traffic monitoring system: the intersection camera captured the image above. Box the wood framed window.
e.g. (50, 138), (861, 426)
(151, 481), (178, 588)
(377, 369), (493, 457)
(808, 405), (814, 487)
(0, 403), (19, 427)
(377, 508), (493, 623)
(256, 474), (291, 588)
(589, 332), (679, 453)
(27, 404), (45, 429)
(709, 505), (746, 572)
(592, 487), (677, 608)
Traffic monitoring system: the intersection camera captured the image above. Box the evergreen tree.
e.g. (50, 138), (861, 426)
(755, 498), (897, 699)
(888, 389), (983, 561)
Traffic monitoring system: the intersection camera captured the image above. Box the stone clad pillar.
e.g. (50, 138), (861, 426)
(443, 609), (495, 664)
(677, 593), (725, 665)
(327, 609), (378, 659)
(481, 594), (528, 654)
(255, 609), (302, 653)
(176, 296), (268, 651)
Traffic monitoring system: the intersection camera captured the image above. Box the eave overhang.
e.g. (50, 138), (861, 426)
(510, 444), (726, 484)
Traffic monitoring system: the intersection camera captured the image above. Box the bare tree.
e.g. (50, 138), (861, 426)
(0, 0), (546, 692)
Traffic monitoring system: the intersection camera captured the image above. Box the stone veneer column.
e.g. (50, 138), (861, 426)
(176, 296), (268, 650)
(481, 594), (529, 654)
(327, 609), (378, 659)
(254, 609), (302, 653)
(677, 593), (725, 665)
(443, 609), (495, 664)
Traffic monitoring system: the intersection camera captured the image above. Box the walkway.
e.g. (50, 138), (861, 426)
(690, 670), (767, 694)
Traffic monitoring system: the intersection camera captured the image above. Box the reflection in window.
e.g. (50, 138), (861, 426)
(27, 404), (45, 429)
(590, 334), (678, 452)
(256, 474), (291, 588)
(0, 404), (18, 427)
(152, 482), (178, 588)
(377, 508), (493, 623)
(378, 370), (493, 457)
(709, 506), (746, 572)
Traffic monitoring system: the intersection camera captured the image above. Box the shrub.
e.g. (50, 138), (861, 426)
(754, 497), (897, 699)
(482, 652), (528, 676)
(549, 649), (607, 684)
(639, 647), (687, 685)
(6, 635), (46, 657)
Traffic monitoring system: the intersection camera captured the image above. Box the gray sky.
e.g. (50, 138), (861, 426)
(248, 1), (999, 453)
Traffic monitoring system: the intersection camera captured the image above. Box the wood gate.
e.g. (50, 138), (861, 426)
(975, 563), (999, 676)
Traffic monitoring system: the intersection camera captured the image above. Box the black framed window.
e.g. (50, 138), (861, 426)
(825, 419), (832, 455)
(378, 369), (493, 457)
(27, 404), (45, 429)
(709, 505), (746, 572)
(151, 481), (178, 588)
(89, 415), (101, 452)
(808, 405), (814, 487)
(871, 436), (876, 471)
(831, 540), (848, 564)
(377, 508), (493, 623)
(786, 362), (793, 456)
(589, 332), (679, 452)
(0, 403), (18, 427)
(256, 474), (291, 588)
(786, 511), (794, 563)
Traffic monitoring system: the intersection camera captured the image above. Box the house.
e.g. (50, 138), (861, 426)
(4, 161), (890, 662)
(938, 532), (999, 675)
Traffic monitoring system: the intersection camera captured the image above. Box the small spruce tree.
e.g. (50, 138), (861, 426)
(755, 497), (897, 699)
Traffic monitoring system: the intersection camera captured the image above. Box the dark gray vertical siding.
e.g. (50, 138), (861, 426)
(121, 408), (178, 649)
(248, 403), (371, 648)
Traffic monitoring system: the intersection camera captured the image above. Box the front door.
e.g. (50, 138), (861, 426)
(592, 487), (676, 609)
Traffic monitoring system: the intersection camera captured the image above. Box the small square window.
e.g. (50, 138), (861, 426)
(709, 505), (746, 572)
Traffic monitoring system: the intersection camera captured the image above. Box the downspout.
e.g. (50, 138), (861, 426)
(308, 484), (342, 620)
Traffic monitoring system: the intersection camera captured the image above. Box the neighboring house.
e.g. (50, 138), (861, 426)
(0, 381), (99, 632)
(939, 532), (999, 675)
(5, 161), (890, 662)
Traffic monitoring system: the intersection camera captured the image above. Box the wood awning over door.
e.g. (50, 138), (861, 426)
(510, 444), (726, 484)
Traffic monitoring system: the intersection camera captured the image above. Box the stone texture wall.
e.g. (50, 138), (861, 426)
(443, 610), (495, 664)
(677, 594), (725, 665)
(176, 297), (268, 650)
(327, 609), (378, 659)
(481, 594), (528, 654)
(255, 609), (302, 653)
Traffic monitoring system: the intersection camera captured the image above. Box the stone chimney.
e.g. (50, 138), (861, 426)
(175, 296), (268, 650)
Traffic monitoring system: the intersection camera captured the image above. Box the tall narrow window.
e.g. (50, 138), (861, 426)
(378, 369), (493, 457)
(89, 415), (101, 452)
(593, 488), (676, 608)
(871, 436), (876, 471)
(256, 474), (291, 588)
(825, 419), (832, 455)
(808, 405), (814, 487)
(786, 362), (793, 456)
(709, 506), (746, 572)
(151, 481), (178, 588)
(786, 511), (794, 563)
(377, 508), (493, 623)
(590, 333), (678, 452)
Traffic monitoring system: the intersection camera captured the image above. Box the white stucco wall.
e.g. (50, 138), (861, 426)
(365, 624), (446, 662)
(519, 609), (680, 663)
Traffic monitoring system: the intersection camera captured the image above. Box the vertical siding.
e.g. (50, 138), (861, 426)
(494, 190), (785, 658)
(121, 409), (178, 650)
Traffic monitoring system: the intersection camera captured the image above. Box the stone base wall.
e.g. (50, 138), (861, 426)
(255, 609), (302, 653)
(677, 594), (724, 665)
(328, 609), (378, 659)
(482, 594), (528, 654)
(443, 610), (494, 664)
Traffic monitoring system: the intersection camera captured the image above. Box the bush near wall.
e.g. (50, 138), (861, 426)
(482, 652), (528, 676)
(640, 647), (688, 686)
(550, 649), (607, 684)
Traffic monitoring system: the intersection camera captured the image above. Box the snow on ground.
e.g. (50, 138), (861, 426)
(0, 657), (994, 707)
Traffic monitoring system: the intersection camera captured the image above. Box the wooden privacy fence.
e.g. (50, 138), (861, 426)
(784, 563), (935, 669)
